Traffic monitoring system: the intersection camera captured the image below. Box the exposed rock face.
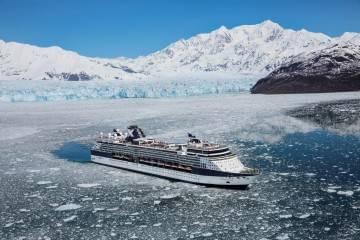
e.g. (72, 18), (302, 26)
(45, 72), (100, 81)
(251, 44), (360, 94)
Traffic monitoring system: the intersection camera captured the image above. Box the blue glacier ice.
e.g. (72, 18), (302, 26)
(0, 77), (257, 102)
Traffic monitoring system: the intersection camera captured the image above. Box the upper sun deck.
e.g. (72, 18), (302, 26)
(97, 136), (228, 153)
(187, 142), (227, 151)
(97, 136), (184, 151)
(96, 126), (230, 154)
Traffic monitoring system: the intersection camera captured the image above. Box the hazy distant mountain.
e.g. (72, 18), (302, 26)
(251, 43), (360, 94)
(0, 20), (359, 81)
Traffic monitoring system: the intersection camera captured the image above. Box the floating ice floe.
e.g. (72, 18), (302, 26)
(93, 207), (105, 212)
(4, 223), (14, 228)
(305, 173), (316, 177)
(19, 209), (30, 212)
(106, 207), (119, 211)
(37, 181), (52, 185)
(276, 233), (289, 240)
(202, 232), (213, 237)
(63, 215), (77, 222)
(55, 203), (82, 211)
(154, 200), (161, 205)
(298, 213), (311, 219)
(153, 223), (162, 227)
(278, 173), (290, 176)
(337, 191), (354, 196)
(160, 194), (179, 199)
(77, 183), (101, 188)
(81, 197), (93, 201)
(45, 185), (58, 189)
(326, 189), (337, 193)
(279, 214), (292, 219)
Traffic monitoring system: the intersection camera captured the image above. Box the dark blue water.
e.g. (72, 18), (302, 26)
(52, 142), (91, 162)
(241, 130), (360, 180)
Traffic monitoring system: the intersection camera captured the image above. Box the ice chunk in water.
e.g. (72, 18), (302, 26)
(337, 191), (354, 196)
(37, 181), (52, 185)
(63, 215), (77, 222)
(77, 183), (101, 188)
(55, 203), (82, 211)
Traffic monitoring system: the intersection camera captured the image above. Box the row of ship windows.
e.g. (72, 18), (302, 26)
(104, 147), (197, 161)
(103, 144), (200, 159)
(143, 164), (198, 180)
(200, 159), (238, 170)
(200, 162), (218, 170)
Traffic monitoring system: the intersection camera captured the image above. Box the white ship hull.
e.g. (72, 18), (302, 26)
(91, 155), (256, 188)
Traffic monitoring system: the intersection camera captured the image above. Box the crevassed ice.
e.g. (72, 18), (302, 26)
(0, 75), (258, 102)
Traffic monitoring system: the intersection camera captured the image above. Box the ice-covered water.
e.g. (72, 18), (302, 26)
(1, 92), (360, 239)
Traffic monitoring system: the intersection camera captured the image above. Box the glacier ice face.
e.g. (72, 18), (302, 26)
(0, 73), (259, 102)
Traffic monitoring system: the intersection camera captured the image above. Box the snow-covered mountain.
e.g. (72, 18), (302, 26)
(251, 43), (360, 94)
(0, 20), (359, 81)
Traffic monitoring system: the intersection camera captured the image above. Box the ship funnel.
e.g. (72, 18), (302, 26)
(126, 125), (146, 141)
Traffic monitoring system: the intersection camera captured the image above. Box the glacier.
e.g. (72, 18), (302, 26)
(0, 73), (259, 102)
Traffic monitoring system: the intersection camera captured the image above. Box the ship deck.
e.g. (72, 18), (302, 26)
(96, 137), (227, 152)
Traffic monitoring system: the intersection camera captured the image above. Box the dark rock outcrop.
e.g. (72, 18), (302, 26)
(251, 44), (360, 94)
(45, 72), (101, 81)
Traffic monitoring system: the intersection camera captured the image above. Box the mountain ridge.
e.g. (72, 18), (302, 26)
(1, 20), (359, 81)
(250, 43), (360, 94)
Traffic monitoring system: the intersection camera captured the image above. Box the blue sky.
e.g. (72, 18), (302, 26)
(0, 0), (359, 58)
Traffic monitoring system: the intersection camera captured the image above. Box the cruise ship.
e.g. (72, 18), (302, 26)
(90, 125), (259, 189)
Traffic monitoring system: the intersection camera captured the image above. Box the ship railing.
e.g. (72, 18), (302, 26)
(96, 137), (126, 143)
(188, 144), (223, 150)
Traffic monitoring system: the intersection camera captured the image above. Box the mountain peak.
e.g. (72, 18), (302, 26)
(258, 20), (282, 29)
(339, 32), (360, 43)
(211, 25), (229, 35)
(217, 25), (228, 31)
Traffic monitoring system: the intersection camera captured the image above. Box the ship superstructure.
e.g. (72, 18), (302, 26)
(90, 125), (259, 188)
